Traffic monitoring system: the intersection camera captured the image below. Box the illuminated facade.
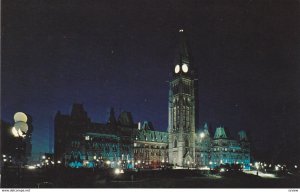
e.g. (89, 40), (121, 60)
(54, 30), (250, 170)
(54, 104), (137, 168)
(134, 121), (168, 169)
(168, 29), (250, 169)
(54, 104), (169, 169)
(196, 124), (250, 170)
(168, 29), (196, 167)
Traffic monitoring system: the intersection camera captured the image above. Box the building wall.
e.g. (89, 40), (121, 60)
(134, 142), (168, 168)
(54, 105), (250, 170)
(134, 127), (168, 168)
(195, 128), (251, 170)
(54, 104), (137, 168)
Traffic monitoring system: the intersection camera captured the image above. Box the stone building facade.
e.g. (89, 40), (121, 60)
(54, 104), (137, 168)
(195, 124), (250, 170)
(134, 121), (168, 169)
(54, 29), (250, 170)
(168, 29), (196, 167)
(54, 104), (168, 169)
(167, 29), (250, 169)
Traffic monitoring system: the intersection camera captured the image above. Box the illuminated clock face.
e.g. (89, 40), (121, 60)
(175, 65), (180, 73)
(182, 64), (188, 73)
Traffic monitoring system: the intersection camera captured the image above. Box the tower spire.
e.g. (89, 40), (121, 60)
(169, 28), (196, 167)
(177, 28), (190, 65)
(173, 29), (193, 76)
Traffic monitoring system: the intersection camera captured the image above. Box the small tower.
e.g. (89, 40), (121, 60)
(203, 123), (210, 136)
(238, 130), (248, 141)
(107, 107), (117, 125)
(168, 29), (197, 167)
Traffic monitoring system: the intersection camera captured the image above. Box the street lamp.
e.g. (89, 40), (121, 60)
(12, 112), (28, 187)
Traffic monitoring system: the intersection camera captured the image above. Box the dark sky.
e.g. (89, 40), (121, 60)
(2, 0), (300, 160)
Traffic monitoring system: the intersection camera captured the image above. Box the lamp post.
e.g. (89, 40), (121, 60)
(12, 112), (28, 187)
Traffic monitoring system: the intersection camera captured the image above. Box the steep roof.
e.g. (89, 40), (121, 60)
(141, 121), (154, 131)
(175, 29), (190, 65)
(135, 129), (168, 143)
(214, 126), (228, 139)
(238, 130), (248, 141)
(71, 103), (88, 120)
(118, 111), (134, 126)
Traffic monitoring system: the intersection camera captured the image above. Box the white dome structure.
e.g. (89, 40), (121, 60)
(14, 121), (28, 133)
(14, 112), (28, 123)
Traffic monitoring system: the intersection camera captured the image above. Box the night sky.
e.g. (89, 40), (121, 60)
(2, 0), (300, 161)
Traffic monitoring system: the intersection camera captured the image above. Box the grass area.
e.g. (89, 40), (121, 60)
(2, 167), (300, 188)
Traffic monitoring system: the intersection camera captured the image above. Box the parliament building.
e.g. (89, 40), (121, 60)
(54, 30), (250, 170)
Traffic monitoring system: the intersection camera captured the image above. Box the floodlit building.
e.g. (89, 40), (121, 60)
(168, 29), (196, 167)
(53, 29), (250, 170)
(54, 104), (169, 169)
(196, 124), (250, 170)
(168, 29), (250, 169)
(134, 121), (168, 169)
(54, 105), (137, 168)
(195, 123), (211, 167)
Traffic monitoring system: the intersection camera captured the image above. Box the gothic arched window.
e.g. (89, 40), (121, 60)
(174, 139), (177, 148)
(185, 139), (189, 147)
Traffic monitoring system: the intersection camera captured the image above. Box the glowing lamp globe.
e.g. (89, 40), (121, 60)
(14, 121), (28, 133)
(11, 127), (19, 137)
(14, 112), (28, 123)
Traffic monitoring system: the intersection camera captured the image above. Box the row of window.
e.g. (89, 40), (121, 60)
(212, 147), (246, 153)
(134, 144), (167, 149)
(134, 149), (167, 154)
(134, 151), (163, 156)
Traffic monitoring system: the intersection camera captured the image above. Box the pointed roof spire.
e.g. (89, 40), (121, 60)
(204, 122), (208, 130)
(177, 28), (190, 65)
(203, 123), (210, 136)
(214, 126), (228, 139)
(118, 111), (134, 126)
(107, 107), (116, 125)
(238, 130), (248, 141)
(172, 28), (194, 77)
(71, 103), (88, 120)
(175, 28), (190, 65)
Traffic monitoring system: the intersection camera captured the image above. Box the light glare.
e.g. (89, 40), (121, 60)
(115, 168), (120, 174)
(12, 127), (19, 137)
(200, 132), (205, 139)
(28, 166), (36, 170)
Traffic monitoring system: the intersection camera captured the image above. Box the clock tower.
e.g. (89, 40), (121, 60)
(168, 29), (196, 167)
